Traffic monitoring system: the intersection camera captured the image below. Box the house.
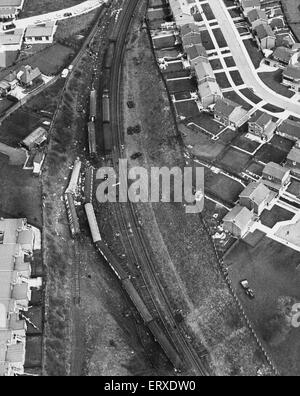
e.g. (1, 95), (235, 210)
(186, 44), (208, 66)
(286, 146), (300, 173)
(0, 217), (34, 376)
(254, 23), (276, 50)
(223, 205), (255, 238)
(0, 0), (24, 20)
(0, 28), (24, 67)
(282, 65), (300, 93)
(277, 119), (300, 142)
(0, 70), (18, 95)
(22, 126), (47, 150)
(24, 22), (57, 44)
(33, 151), (45, 176)
(214, 98), (249, 129)
(239, 181), (275, 215)
(248, 110), (277, 141)
(239, 0), (261, 15)
(182, 33), (202, 48)
(169, 0), (194, 26)
(247, 9), (268, 29)
(262, 162), (291, 191)
(268, 46), (294, 68)
(180, 23), (199, 39)
(17, 65), (42, 87)
(198, 79), (223, 108)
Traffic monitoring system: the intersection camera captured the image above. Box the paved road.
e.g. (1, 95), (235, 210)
(12, 0), (106, 29)
(207, 0), (300, 117)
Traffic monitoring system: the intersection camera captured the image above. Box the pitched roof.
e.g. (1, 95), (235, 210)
(249, 110), (272, 127)
(186, 44), (207, 61)
(19, 65), (41, 85)
(263, 162), (290, 181)
(247, 9), (267, 23)
(0, 28), (24, 46)
(287, 146), (300, 164)
(182, 33), (202, 47)
(272, 46), (293, 64)
(180, 23), (199, 37)
(239, 182), (271, 205)
(241, 0), (261, 9)
(283, 65), (300, 81)
(215, 98), (241, 117)
(25, 22), (56, 38)
(223, 205), (254, 230)
(255, 23), (275, 40)
(278, 119), (300, 139)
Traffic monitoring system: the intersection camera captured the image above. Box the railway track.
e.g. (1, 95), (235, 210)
(109, 0), (211, 376)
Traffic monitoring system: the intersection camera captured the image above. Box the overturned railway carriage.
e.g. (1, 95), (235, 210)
(84, 166), (94, 204)
(65, 193), (80, 237)
(87, 121), (97, 157)
(84, 202), (183, 370)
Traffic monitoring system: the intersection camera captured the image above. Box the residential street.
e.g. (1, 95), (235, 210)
(207, 0), (300, 117)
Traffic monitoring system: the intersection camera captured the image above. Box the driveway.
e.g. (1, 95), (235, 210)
(207, 0), (300, 117)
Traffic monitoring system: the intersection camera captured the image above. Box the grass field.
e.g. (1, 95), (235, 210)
(260, 206), (294, 228)
(205, 169), (244, 203)
(259, 70), (295, 99)
(225, 237), (300, 376)
(243, 39), (264, 69)
(219, 147), (251, 174)
(20, 0), (84, 18)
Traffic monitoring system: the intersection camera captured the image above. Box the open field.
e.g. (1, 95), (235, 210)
(260, 206), (294, 228)
(218, 147), (251, 174)
(21, 0), (84, 18)
(225, 237), (300, 376)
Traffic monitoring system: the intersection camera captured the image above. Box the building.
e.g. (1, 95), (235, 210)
(239, 0), (261, 15)
(282, 65), (300, 93)
(286, 146), (300, 173)
(33, 151), (45, 176)
(214, 98), (249, 129)
(262, 162), (291, 191)
(0, 28), (24, 67)
(223, 205), (255, 238)
(248, 110), (277, 141)
(277, 119), (300, 142)
(24, 22), (57, 44)
(22, 126), (47, 150)
(17, 65), (42, 87)
(198, 79), (223, 108)
(0, 218), (34, 377)
(239, 181), (275, 215)
(268, 46), (294, 68)
(247, 9), (268, 29)
(0, 0), (24, 20)
(186, 44), (208, 66)
(254, 23), (276, 50)
(169, 0), (194, 26)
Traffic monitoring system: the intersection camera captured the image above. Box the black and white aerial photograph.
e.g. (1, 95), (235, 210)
(0, 0), (300, 382)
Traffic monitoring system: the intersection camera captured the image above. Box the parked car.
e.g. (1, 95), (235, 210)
(240, 280), (255, 299)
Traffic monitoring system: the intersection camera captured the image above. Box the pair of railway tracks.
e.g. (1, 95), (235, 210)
(108, 0), (211, 376)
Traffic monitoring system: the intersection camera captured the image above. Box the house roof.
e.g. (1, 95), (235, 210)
(198, 79), (222, 99)
(223, 205), (254, 230)
(194, 60), (215, 81)
(247, 9), (267, 23)
(0, 0), (23, 6)
(0, 29), (24, 46)
(249, 110), (272, 127)
(287, 146), (300, 164)
(283, 65), (300, 81)
(240, 0), (260, 9)
(25, 22), (56, 38)
(255, 23), (275, 40)
(186, 44), (207, 61)
(272, 46), (293, 64)
(18, 65), (41, 85)
(239, 182), (271, 206)
(180, 23), (199, 37)
(215, 98), (241, 117)
(182, 33), (202, 48)
(263, 162), (290, 181)
(278, 119), (300, 139)
(22, 126), (47, 148)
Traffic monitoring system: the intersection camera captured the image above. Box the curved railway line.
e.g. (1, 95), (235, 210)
(108, 0), (211, 376)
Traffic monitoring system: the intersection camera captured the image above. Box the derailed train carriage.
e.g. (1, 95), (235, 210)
(84, 203), (183, 370)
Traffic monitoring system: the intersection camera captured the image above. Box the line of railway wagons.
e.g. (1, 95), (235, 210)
(84, 202), (183, 370)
